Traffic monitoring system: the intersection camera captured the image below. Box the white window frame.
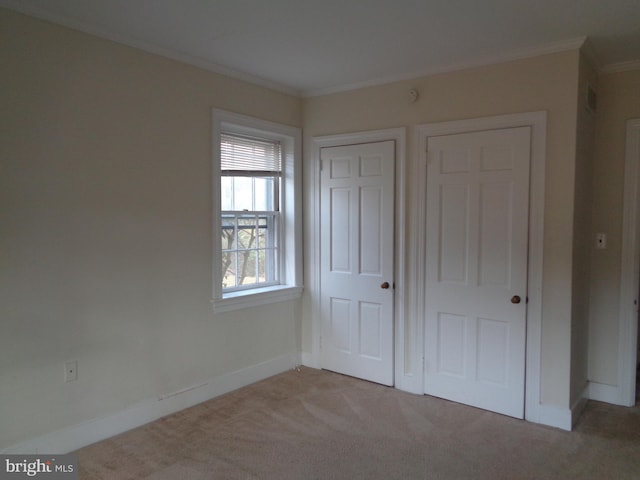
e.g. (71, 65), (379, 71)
(212, 109), (302, 313)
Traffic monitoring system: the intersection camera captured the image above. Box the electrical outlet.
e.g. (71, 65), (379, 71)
(64, 360), (78, 383)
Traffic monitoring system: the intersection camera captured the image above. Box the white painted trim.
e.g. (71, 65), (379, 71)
(0, 0), (300, 97)
(404, 127), (429, 395)
(309, 128), (407, 388)
(1, 353), (299, 454)
(600, 60), (640, 75)
(533, 381), (588, 432)
(414, 112), (548, 424)
(617, 118), (640, 407)
(588, 381), (621, 405)
(303, 38), (586, 97)
(571, 383), (589, 428)
(211, 110), (303, 313)
(212, 286), (303, 314)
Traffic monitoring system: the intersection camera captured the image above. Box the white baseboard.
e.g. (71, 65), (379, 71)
(1, 353), (299, 455)
(531, 387), (589, 432)
(534, 403), (573, 431)
(588, 381), (622, 405)
(571, 383), (590, 428)
(525, 382), (592, 432)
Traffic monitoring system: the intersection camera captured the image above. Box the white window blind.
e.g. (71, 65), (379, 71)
(221, 134), (281, 174)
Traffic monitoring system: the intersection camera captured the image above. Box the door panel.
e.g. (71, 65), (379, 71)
(440, 184), (470, 283)
(479, 181), (512, 286)
(360, 186), (383, 275)
(424, 127), (530, 418)
(330, 188), (351, 272)
(320, 141), (395, 386)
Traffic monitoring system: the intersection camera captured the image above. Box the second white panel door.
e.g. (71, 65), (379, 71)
(424, 127), (531, 418)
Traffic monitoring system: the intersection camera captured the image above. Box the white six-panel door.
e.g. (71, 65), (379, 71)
(424, 127), (531, 418)
(320, 141), (395, 386)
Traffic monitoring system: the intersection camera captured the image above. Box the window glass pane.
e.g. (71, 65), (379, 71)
(253, 177), (266, 211)
(221, 212), (279, 292)
(266, 214), (277, 251)
(221, 215), (236, 250)
(257, 216), (267, 249)
(222, 251), (236, 289)
(222, 176), (277, 213)
(233, 177), (253, 211)
(257, 249), (266, 283)
(271, 247), (277, 281)
(237, 250), (257, 286)
(221, 177), (233, 210)
(253, 177), (277, 211)
(237, 216), (257, 250)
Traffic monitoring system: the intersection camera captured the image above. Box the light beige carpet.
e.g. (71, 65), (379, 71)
(77, 367), (640, 479)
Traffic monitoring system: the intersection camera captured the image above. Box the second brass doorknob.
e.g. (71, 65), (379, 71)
(511, 295), (521, 304)
(381, 282), (390, 289)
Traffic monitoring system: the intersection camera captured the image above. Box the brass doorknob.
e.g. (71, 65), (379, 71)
(511, 295), (521, 304)
(381, 282), (390, 289)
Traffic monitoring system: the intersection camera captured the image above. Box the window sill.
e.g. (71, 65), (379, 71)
(212, 285), (303, 314)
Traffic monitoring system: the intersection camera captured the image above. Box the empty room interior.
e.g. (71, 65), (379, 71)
(2, 0), (640, 477)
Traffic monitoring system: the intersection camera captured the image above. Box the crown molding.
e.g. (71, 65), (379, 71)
(0, 1), (301, 97)
(600, 59), (640, 74)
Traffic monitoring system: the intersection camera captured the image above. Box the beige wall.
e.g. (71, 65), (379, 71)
(570, 53), (598, 406)
(303, 51), (581, 408)
(0, 9), (302, 449)
(589, 69), (640, 386)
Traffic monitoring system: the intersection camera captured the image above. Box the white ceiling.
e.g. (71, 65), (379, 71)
(3, 0), (640, 96)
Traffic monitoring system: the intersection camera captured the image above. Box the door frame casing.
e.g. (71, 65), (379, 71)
(413, 112), (548, 425)
(308, 128), (407, 388)
(617, 118), (640, 406)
